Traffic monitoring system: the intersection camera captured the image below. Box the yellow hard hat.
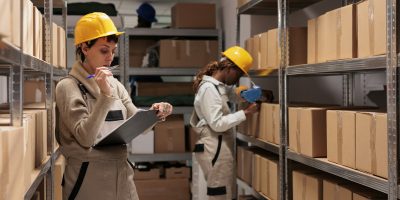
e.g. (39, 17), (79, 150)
(222, 46), (253, 75)
(74, 12), (124, 45)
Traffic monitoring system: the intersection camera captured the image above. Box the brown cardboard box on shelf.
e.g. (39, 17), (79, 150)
(317, 14), (329, 63)
(51, 23), (58, 66)
(258, 103), (268, 141)
(237, 146), (244, 180)
(323, 179), (352, 200)
(24, 80), (47, 103)
(166, 167), (190, 179)
(253, 34), (261, 69)
(352, 187), (386, 200)
(135, 178), (190, 200)
(22, 0), (34, 56)
(134, 168), (160, 180)
(24, 109), (47, 168)
(260, 157), (269, 197)
(357, 0), (387, 58)
(307, 18), (317, 64)
(289, 107), (328, 157)
(268, 158), (280, 200)
(245, 37), (254, 67)
(252, 154), (261, 192)
(242, 148), (253, 185)
(33, 7), (42, 59)
(136, 82), (194, 97)
(260, 32), (268, 68)
(292, 170), (323, 200)
(355, 112), (387, 179)
(265, 103), (280, 145)
(55, 155), (65, 200)
(154, 114), (185, 153)
(11, 0), (21, 47)
(159, 40), (218, 68)
(0, 0), (11, 41)
(288, 27), (307, 66)
(57, 26), (66, 69)
(0, 127), (25, 200)
(267, 29), (279, 69)
(327, 110), (357, 169)
(129, 39), (157, 67)
(171, 3), (216, 29)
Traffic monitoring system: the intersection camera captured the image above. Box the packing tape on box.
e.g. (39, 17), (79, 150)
(336, 9), (342, 59)
(296, 109), (302, 153)
(368, 0), (375, 55)
(337, 111), (343, 165)
(185, 40), (190, 56)
(370, 113), (377, 175)
(301, 174), (307, 200)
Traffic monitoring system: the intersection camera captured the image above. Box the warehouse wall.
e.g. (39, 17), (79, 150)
(0, 76), (7, 104)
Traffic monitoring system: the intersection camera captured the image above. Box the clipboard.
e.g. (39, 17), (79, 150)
(94, 109), (159, 147)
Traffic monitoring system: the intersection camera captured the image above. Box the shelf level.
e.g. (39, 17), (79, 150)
(287, 150), (388, 194)
(238, 0), (320, 15)
(125, 28), (219, 38)
(237, 178), (269, 200)
(237, 132), (279, 154)
(127, 67), (199, 76)
(129, 153), (192, 162)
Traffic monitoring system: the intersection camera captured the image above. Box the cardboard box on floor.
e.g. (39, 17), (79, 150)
(134, 168), (160, 180)
(129, 39), (158, 68)
(289, 107), (328, 157)
(136, 82), (194, 97)
(327, 110), (357, 169)
(135, 178), (190, 200)
(292, 170), (323, 200)
(357, 0), (387, 58)
(166, 167), (190, 179)
(154, 114), (185, 153)
(355, 112), (387, 179)
(159, 40), (218, 68)
(323, 179), (352, 200)
(55, 155), (66, 200)
(171, 3), (216, 29)
(0, 127), (25, 200)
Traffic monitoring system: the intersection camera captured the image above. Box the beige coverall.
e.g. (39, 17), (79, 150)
(55, 62), (139, 200)
(191, 75), (246, 200)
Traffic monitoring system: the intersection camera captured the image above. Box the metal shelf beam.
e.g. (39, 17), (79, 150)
(128, 67), (199, 76)
(238, 0), (320, 15)
(287, 151), (388, 194)
(129, 153), (192, 162)
(237, 132), (279, 154)
(287, 56), (386, 76)
(125, 28), (219, 37)
(237, 178), (269, 200)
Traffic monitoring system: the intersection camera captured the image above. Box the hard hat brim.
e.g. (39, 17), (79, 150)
(75, 31), (124, 46)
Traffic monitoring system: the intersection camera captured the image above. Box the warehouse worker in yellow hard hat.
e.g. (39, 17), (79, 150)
(55, 12), (172, 200)
(190, 46), (259, 200)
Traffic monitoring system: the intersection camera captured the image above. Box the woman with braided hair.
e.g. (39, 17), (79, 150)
(190, 46), (259, 200)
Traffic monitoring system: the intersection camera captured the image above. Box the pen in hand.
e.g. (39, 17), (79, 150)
(87, 65), (119, 79)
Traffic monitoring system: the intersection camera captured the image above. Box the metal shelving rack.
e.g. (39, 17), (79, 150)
(236, 0), (399, 199)
(119, 3), (223, 163)
(0, 0), (67, 199)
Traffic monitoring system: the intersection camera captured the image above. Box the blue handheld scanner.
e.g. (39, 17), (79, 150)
(240, 85), (262, 103)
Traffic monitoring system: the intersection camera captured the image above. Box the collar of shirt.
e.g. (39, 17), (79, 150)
(202, 75), (223, 86)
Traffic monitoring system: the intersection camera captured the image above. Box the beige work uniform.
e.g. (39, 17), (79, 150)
(191, 76), (246, 200)
(56, 62), (139, 200)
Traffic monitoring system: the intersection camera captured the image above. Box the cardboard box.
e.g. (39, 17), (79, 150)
(24, 109), (47, 167)
(260, 157), (269, 197)
(0, 127), (25, 200)
(323, 180), (352, 200)
(267, 29), (279, 68)
(289, 107), (328, 157)
(237, 146), (244, 179)
(166, 167), (190, 179)
(154, 115), (185, 153)
(268, 159), (279, 200)
(135, 178), (190, 200)
(11, 0), (21, 47)
(288, 27), (307, 66)
(130, 130), (154, 154)
(159, 40), (218, 68)
(260, 103), (280, 144)
(252, 154), (261, 192)
(292, 170), (323, 200)
(327, 110), (356, 169)
(243, 148), (253, 185)
(22, 0), (34, 55)
(260, 32), (268, 68)
(33, 7), (42, 59)
(171, 3), (216, 29)
(24, 80), (46, 103)
(356, 112), (387, 178)
(136, 82), (194, 97)
(0, 0), (11, 40)
(58, 26), (66, 68)
(52, 23), (58, 66)
(134, 168), (160, 180)
(245, 37), (254, 67)
(129, 39), (158, 68)
(55, 155), (65, 200)
(353, 188), (386, 200)
(317, 14), (329, 63)
(307, 18), (318, 64)
(253, 34), (261, 69)
(357, 0), (387, 58)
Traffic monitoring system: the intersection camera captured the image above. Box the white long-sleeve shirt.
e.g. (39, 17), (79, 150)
(193, 75), (246, 133)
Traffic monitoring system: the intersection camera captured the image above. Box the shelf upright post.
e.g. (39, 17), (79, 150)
(44, 0), (55, 199)
(278, 0), (288, 199)
(387, 0), (399, 199)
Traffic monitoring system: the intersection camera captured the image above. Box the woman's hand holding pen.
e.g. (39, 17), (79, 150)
(151, 102), (173, 121)
(94, 67), (113, 96)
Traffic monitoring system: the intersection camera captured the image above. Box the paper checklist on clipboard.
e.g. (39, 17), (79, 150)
(94, 109), (159, 147)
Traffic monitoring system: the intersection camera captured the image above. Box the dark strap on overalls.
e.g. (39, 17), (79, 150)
(68, 162), (89, 200)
